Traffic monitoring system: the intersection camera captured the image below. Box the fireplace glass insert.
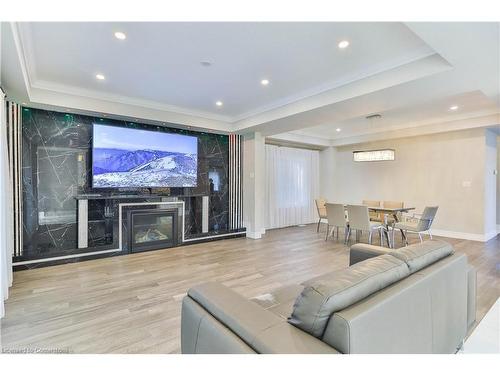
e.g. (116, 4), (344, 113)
(128, 208), (178, 253)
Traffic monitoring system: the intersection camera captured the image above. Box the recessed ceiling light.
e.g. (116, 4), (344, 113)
(338, 40), (350, 49)
(336, 128), (341, 132)
(449, 105), (459, 111)
(215, 101), (223, 107)
(261, 79), (270, 86)
(96, 74), (105, 80)
(114, 31), (126, 40)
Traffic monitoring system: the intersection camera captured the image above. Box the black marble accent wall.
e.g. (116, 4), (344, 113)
(19, 107), (233, 263)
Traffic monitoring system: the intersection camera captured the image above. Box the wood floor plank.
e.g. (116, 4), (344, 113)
(1, 224), (499, 353)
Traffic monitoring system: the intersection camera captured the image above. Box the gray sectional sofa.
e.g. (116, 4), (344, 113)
(181, 240), (477, 354)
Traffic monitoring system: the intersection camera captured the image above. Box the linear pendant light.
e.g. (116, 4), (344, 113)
(353, 149), (395, 162)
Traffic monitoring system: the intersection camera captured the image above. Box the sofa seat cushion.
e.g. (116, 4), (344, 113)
(389, 240), (454, 274)
(288, 254), (410, 338)
(251, 284), (304, 319)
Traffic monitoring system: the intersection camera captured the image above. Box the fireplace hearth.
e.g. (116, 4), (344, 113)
(128, 208), (179, 253)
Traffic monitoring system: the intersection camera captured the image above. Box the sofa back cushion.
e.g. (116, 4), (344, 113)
(288, 254), (410, 338)
(389, 240), (454, 274)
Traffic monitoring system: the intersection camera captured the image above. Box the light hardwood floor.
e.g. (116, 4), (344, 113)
(1, 225), (499, 353)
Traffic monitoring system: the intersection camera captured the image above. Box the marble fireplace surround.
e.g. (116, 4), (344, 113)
(15, 198), (244, 266)
(19, 107), (246, 268)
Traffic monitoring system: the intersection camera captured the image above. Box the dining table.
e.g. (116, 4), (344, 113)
(367, 206), (416, 248)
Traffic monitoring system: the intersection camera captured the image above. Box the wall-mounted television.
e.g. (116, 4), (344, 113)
(92, 124), (198, 188)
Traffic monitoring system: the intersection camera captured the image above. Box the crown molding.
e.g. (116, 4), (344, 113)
(231, 51), (439, 123)
(329, 111), (500, 147)
(30, 79), (234, 123)
(12, 22), (454, 135)
(9, 22), (33, 98)
(233, 53), (453, 133)
(11, 22), (234, 131)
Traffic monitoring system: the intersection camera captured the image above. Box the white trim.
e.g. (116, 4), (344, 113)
(12, 248), (120, 266)
(246, 231), (262, 239)
(431, 229), (496, 242)
(201, 196), (209, 233)
(31, 79), (233, 123)
(183, 231), (246, 242)
(484, 229), (499, 242)
(77, 199), (88, 248)
(232, 52), (440, 123)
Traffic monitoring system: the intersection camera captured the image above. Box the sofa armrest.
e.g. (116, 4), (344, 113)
(183, 282), (338, 354)
(467, 264), (477, 330)
(349, 243), (390, 266)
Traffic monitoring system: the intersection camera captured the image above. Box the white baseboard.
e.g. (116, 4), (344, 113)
(246, 230), (263, 239)
(431, 229), (498, 242)
(484, 229), (499, 242)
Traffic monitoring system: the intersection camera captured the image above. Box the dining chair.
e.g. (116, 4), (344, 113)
(362, 200), (382, 222)
(314, 198), (327, 232)
(325, 203), (349, 242)
(346, 205), (384, 245)
(391, 206), (439, 246)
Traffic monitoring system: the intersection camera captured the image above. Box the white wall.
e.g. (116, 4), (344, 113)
(243, 132), (266, 239)
(496, 136), (500, 227)
(484, 130), (497, 238)
(319, 146), (336, 202)
(321, 128), (496, 241)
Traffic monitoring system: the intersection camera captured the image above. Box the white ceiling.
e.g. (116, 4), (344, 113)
(18, 22), (434, 118)
(2, 22), (499, 145)
(290, 91), (496, 140)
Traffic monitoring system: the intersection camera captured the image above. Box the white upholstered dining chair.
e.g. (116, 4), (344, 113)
(314, 198), (328, 233)
(391, 206), (438, 246)
(325, 203), (349, 242)
(346, 205), (384, 245)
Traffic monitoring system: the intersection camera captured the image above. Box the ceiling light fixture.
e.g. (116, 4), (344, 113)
(114, 31), (126, 40)
(353, 149), (395, 162)
(338, 40), (350, 49)
(261, 79), (270, 86)
(96, 74), (105, 80)
(215, 101), (223, 107)
(449, 105), (459, 111)
(336, 128), (341, 132)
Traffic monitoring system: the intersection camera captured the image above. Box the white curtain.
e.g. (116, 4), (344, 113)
(0, 89), (14, 318)
(265, 144), (320, 229)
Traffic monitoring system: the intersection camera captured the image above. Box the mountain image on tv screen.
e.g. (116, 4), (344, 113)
(92, 124), (198, 188)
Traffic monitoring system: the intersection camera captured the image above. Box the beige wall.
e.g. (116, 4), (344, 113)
(321, 128), (495, 239)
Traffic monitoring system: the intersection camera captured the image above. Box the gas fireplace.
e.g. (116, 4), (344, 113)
(128, 208), (179, 253)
